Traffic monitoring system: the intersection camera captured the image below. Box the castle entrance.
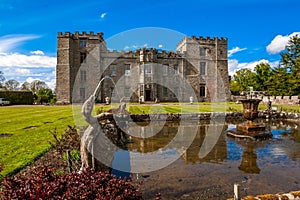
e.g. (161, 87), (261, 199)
(145, 89), (151, 101)
(145, 84), (152, 101)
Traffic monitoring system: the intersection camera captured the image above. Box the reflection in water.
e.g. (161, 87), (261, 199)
(239, 144), (260, 174)
(127, 120), (228, 165)
(120, 119), (300, 199)
(122, 119), (300, 175)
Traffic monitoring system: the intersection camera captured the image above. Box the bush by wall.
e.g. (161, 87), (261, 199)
(0, 91), (34, 105)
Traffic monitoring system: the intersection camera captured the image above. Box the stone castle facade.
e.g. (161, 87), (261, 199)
(56, 31), (230, 103)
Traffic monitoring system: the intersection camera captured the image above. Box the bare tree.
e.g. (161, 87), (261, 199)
(5, 79), (20, 91)
(21, 81), (31, 91)
(0, 71), (5, 88)
(30, 80), (48, 93)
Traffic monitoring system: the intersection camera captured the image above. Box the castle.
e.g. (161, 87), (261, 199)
(56, 31), (230, 103)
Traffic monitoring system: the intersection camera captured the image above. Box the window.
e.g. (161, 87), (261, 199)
(200, 62), (206, 75)
(145, 64), (152, 74)
(80, 88), (85, 99)
(163, 65), (168, 76)
(200, 47), (206, 56)
(162, 87), (168, 97)
(80, 70), (86, 82)
(110, 65), (116, 76)
(200, 85), (205, 97)
(80, 52), (87, 63)
(79, 39), (87, 48)
(125, 64), (131, 76)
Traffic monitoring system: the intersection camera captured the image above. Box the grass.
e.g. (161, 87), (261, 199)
(96, 102), (245, 114)
(0, 105), (74, 178)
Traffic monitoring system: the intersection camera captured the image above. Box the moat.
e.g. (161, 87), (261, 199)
(110, 119), (300, 199)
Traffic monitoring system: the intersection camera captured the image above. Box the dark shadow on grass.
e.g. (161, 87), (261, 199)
(23, 126), (39, 130)
(0, 133), (13, 138)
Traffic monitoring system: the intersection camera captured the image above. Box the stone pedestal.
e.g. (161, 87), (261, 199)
(236, 120), (265, 133)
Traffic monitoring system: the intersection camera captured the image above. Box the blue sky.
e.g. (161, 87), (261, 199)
(0, 0), (299, 89)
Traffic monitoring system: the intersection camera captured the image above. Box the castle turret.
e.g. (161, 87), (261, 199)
(56, 32), (104, 103)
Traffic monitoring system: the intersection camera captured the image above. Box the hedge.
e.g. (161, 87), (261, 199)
(0, 90), (34, 105)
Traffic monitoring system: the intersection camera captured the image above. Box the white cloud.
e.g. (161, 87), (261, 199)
(0, 53), (56, 68)
(228, 59), (279, 76)
(228, 47), (247, 57)
(45, 79), (56, 90)
(123, 44), (149, 51)
(266, 32), (300, 54)
(26, 77), (41, 83)
(15, 68), (31, 75)
(30, 50), (45, 55)
(0, 34), (40, 53)
(158, 44), (163, 48)
(100, 12), (107, 19)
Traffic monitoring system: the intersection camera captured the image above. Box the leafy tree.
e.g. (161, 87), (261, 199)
(253, 62), (273, 91)
(268, 66), (291, 95)
(37, 88), (54, 104)
(231, 68), (256, 91)
(5, 79), (20, 91)
(281, 34), (300, 71)
(280, 34), (300, 95)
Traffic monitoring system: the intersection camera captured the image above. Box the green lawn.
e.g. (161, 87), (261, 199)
(0, 106), (74, 178)
(96, 102), (246, 114)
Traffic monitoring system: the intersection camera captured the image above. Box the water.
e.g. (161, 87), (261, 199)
(112, 119), (300, 199)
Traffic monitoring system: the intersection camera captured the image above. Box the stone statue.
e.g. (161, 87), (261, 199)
(80, 95), (117, 172)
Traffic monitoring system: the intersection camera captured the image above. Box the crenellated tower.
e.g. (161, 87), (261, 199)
(176, 36), (230, 101)
(56, 31), (104, 103)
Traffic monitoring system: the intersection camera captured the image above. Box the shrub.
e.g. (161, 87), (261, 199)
(0, 167), (143, 200)
(0, 91), (33, 105)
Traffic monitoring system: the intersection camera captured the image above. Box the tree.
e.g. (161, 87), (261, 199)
(37, 88), (54, 104)
(268, 66), (291, 96)
(30, 80), (48, 93)
(231, 68), (256, 92)
(253, 62), (272, 91)
(280, 34), (300, 95)
(0, 71), (5, 88)
(21, 81), (31, 91)
(5, 79), (20, 91)
(281, 34), (300, 71)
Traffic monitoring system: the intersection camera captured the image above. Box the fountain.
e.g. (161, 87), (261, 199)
(227, 99), (272, 140)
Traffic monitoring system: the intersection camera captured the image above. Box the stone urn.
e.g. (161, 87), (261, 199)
(240, 99), (261, 121)
(227, 98), (272, 140)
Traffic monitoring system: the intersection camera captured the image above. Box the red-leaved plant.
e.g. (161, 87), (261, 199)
(0, 167), (143, 200)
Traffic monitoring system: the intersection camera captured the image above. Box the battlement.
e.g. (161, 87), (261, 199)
(177, 36), (227, 48)
(191, 35), (227, 42)
(58, 31), (104, 40)
(106, 47), (182, 59)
